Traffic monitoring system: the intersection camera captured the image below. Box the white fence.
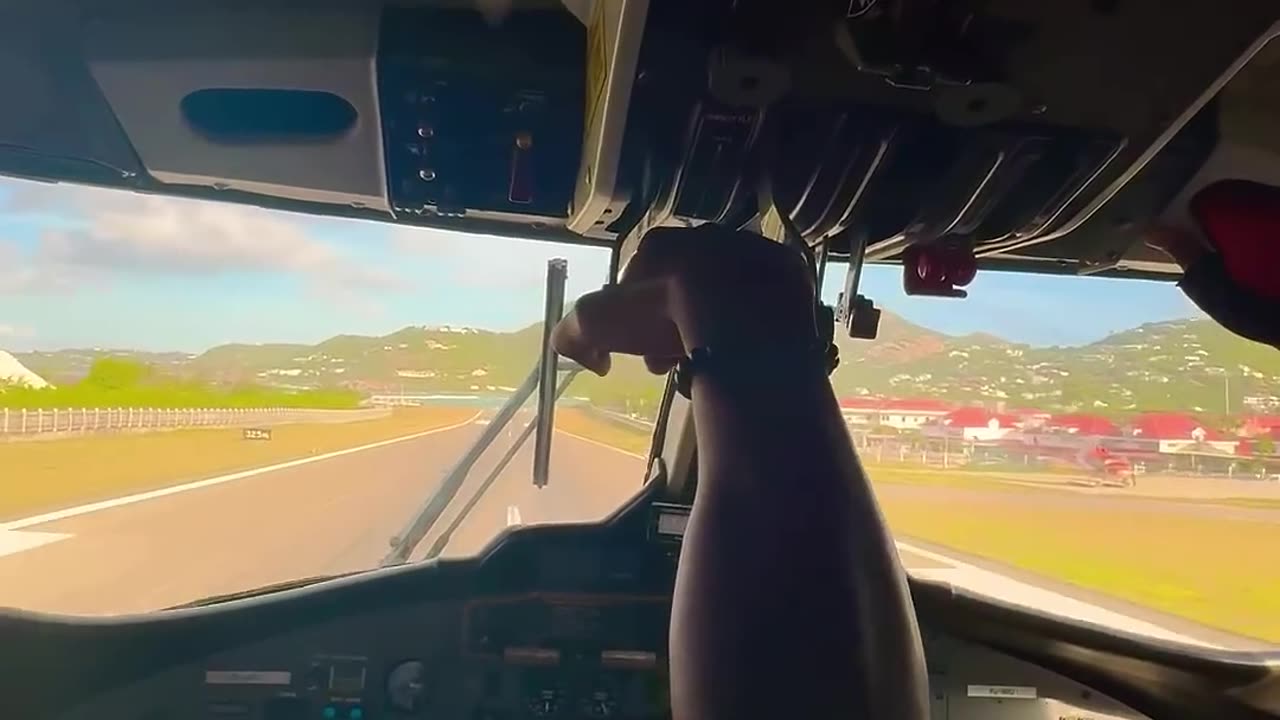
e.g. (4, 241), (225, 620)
(0, 406), (391, 437)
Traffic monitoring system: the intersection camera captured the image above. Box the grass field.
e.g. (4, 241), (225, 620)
(4, 404), (1275, 642)
(555, 407), (652, 456)
(867, 464), (1280, 642)
(0, 406), (475, 522)
(531, 417), (1280, 643)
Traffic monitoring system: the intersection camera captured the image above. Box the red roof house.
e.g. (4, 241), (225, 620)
(1238, 415), (1280, 440)
(1046, 413), (1120, 437)
(1129, 412), (1219, 441)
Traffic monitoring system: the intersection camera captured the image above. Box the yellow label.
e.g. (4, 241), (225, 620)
(584, 2), (609, 134)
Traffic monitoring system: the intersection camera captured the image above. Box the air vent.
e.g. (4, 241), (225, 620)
(181, 88), (357, 143)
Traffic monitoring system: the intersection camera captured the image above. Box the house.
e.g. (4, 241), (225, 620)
(1044, 413), (1120, 437)
(1128, 412), (1219, 441)
(1128, 412), (1239, 457)
(934, 407), (1021, 441)
(1238, 415), (1280, 440)
(838, 398), (952, 431)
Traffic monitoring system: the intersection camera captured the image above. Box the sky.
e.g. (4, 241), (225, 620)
(0, 177), (1201, 353)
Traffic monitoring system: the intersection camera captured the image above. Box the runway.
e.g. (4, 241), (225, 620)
(0, 417), (1263, 650)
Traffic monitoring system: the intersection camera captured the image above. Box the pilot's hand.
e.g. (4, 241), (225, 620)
(552, 225), (817, 376)
(1144, 224), (1211, 271)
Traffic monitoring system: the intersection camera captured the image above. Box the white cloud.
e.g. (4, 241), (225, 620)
(1, 178), (404, 292)
(391, 225), (611, 296)
(0, 323), (33, 338)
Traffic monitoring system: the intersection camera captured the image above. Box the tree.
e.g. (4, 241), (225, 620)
(1256, 435), (1277, 457)
(83, 358), (150, 390)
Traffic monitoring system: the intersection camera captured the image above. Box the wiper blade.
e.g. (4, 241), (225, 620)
(382, 258), (575, 566)
(380, 362), (543, 567)
(423, 366), (581, 560)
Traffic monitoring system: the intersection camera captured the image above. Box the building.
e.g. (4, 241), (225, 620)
(1238, 415), (1280, 440)
(1043, 413), (1120, 437)
(838, 398), (952, 431)
(933, 407), (1021, 441)
(1127, 412), (1239, 458)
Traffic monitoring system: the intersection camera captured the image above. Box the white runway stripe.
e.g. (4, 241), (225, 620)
(0, 530), (73, 558)
(1, 412), (481, 532)
(895, 541), (1216, 648)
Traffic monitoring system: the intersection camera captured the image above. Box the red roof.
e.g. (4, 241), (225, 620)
(1047, 413), (1120, 437)
(942, 408), (1020, 429)
(1129, 412), (1219, 440)
(1238, 416), (1280, 440)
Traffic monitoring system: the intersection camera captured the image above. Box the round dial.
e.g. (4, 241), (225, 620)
(386, 660), (427, 714)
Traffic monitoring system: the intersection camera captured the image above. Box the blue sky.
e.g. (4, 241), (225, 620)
(0, 177), (1200, 353)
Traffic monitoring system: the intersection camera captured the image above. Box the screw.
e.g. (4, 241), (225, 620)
(418, 169), (437, 182)
(516, 132), (533, 150)
(417, 126), (434, 139)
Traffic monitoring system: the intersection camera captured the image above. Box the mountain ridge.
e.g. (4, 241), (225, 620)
(8, 312), (1279, 418)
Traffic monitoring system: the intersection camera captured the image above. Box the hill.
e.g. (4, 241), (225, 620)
(9, 313), (1280, 418)
(832, 316), (1280, 416)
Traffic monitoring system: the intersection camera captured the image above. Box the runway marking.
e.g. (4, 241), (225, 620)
(894, 541), (1217, 648)
(555, 429), (646, 460)
(0, 412), (482, 532)
(0, 412), (1234, 647)
(0, 530), (73, 558)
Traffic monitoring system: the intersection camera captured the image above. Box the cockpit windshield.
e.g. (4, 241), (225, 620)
(1, 177), (1276, 652)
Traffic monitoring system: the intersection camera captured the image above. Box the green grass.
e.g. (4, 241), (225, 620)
(0, 406), (475, 522)
(545, 428), (1280, 640)
(866, 465), (1280, 642)
(555, 407), (652, 456)
(2, 357), (362, 409)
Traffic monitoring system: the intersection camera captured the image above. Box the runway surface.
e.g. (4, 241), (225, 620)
(0, 416), (1265, 650)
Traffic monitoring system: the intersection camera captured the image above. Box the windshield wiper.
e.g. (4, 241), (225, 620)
(380, 259), (575, 566)
(378, 361), (581, 563)
(421, 365), (581, 560)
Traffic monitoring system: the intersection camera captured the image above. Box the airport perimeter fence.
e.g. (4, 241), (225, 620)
(0, 406), (391, 438)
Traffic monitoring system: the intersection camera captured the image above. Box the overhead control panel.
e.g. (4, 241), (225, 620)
(84, 8), (390, 212)
(377, 7), (586, 222)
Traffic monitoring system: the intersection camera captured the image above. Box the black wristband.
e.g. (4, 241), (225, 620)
(674, 343), (839, 400)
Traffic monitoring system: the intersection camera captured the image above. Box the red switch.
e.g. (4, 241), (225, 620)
(508, 132), (534, 204)
(903, 243), (977, 298)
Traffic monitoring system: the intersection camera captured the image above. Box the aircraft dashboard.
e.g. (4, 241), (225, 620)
(30, 504), (1149, 720)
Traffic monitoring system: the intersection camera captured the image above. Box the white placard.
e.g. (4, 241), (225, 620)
(967, 684), (1037, 699)
(204, 670), (292, 686)
(656, 511), (688, 537)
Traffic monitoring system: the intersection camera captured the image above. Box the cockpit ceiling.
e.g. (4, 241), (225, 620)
(1, 1), (1279, 278)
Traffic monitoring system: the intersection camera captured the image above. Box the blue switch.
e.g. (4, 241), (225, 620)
(348, 707), (364, 720)
(321, 706), (337, 720)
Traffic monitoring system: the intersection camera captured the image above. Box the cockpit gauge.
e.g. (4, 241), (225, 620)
(386, 660), (427, 714)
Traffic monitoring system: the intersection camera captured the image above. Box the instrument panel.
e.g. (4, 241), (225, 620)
(56, 590), (1148, 720)
(48, 503), (1146, 720)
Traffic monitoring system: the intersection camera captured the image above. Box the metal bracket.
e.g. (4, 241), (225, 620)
(835, 228), (881, 339)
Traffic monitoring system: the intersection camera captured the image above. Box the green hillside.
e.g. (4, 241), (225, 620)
(830, 316), (1279, 416)
(11, 313), (1280, 419)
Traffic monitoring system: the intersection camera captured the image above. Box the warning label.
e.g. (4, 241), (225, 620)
(584, 2), (609, 134)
